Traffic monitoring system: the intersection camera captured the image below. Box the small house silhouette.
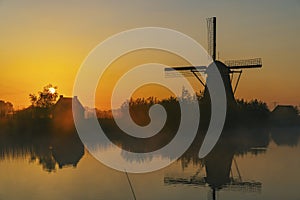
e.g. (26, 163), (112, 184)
(271, 105), (299, 126)
(52, 95), (85, 128)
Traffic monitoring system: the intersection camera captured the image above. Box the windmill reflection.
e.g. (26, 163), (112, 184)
(164, 128), (272, 200)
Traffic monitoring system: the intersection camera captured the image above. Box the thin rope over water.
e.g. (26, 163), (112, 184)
(125, 170), (137, 200)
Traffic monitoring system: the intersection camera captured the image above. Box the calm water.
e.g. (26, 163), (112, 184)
(0, 125), (299, 200)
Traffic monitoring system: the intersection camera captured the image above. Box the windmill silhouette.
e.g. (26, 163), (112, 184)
(165, 17), (262, 107)
(164, 157), (262, 200)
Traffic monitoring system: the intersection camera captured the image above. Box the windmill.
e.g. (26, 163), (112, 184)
(165, 17), (262, 107)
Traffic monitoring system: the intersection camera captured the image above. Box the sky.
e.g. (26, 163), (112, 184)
(0, 0), (300, 110)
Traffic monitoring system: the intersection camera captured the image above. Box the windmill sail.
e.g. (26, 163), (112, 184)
(224, 58), (262, 69)
(207, 17), (216, 61)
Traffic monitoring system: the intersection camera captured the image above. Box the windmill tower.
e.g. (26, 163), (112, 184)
(165, 17), (262, 108)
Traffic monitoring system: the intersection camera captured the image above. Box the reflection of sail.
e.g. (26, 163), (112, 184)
(164, 157), (262, 191)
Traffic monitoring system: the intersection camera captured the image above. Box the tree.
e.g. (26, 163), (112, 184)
(0, 100), (13, 118)
(29, 84), (58, 108)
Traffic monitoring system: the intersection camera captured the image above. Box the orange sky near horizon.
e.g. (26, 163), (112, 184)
(1, 0), (300, 110)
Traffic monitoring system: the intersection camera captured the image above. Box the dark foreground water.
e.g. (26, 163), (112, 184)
(0, 125), (299, 200)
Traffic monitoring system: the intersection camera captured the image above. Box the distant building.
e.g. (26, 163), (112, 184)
(52, 95), (85, 128)
(52, 95), (85, 119)
(15, 95), (85, 122)
(270, 105), (299, 126)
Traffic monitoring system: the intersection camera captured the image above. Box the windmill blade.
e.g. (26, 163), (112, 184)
(207, 17), (217, 61)
(164, 176), (262, 192)
(164, 70), (196, 78)
(164, 66), (207, 78)
(224, 58), (262, 69)
(164, 66), (207, 86)
(164, 68), (195, 79)
(164, 66), (207, 72)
